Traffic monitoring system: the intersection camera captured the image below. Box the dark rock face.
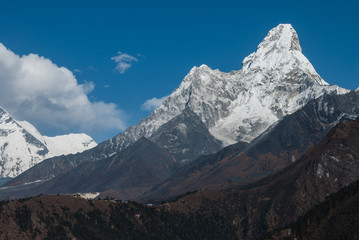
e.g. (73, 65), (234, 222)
(4, 150), (93, 187)
(0, 177), (12, 186)
(264, 179), (359, 240)
(142, 141), (248, 202)
(141, 91), (359, 201)
(256, 118), (359, 238)
(2, 137), (176, 200)
(41, 137), (176, 200)
(247, 90), (359, 157)
(163, 118), (359, 239)
(150, 108), (222, 162)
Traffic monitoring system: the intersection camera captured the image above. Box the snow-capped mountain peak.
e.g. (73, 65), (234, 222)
(242, 24), (301, 69)
(259, 24), (301, 52)
(0, 106), (97, 178)
(103, 24), (349, 156)
(242, 24), (327, 86)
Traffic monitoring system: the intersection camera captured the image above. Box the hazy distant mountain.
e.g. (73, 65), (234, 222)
(0, 106), (96, 179)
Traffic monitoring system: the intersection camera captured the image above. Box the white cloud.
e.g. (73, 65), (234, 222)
(141, 95), (169, 111)
(111, 51), (138, 74)
(0, 43), (126, 138)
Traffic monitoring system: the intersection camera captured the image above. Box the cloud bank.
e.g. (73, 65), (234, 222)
(141, 95), (169, 111)
(111, 51), (138, 74)
(0, 43), (126, 138)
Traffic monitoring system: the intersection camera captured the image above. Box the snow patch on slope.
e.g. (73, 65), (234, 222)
(73, 192), (100, 199)
(44, 134), (96, 156)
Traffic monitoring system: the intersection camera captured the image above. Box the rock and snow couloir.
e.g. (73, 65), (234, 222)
(106, 24), (348, 154)
(0, 106), (96, 178)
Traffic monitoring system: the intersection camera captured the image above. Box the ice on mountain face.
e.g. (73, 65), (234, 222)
(106, 24), (349, 154)
(0, 107), (97, 178)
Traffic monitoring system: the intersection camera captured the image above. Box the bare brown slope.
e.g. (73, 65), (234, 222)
(262, 179), (359, 240)
(0, 195), (238, 240)
(161, 118), (359, 239)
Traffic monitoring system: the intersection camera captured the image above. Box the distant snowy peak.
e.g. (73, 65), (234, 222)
(17, 119), (96, 157)
(0, 107), (49, 178)
(0, 106), (97, 178)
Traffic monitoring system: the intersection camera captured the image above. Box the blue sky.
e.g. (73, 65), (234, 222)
(0, 0), (358, 142)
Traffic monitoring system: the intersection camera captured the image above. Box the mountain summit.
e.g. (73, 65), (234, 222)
(109, 23), (347, 151)
(241, 24), (326, 85)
